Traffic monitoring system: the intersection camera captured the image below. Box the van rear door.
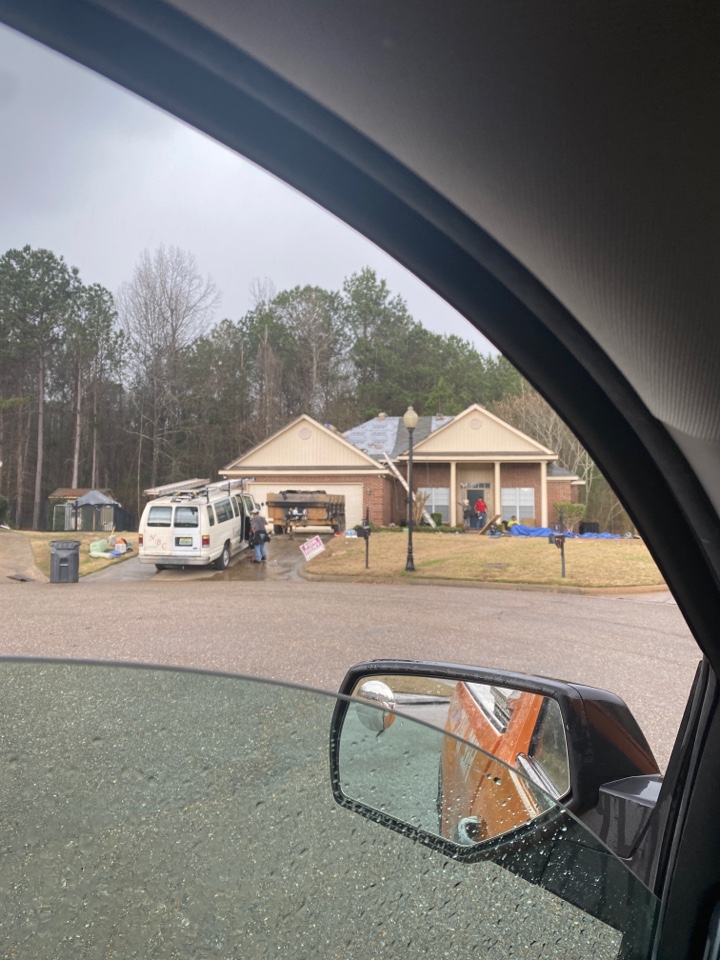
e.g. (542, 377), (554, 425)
(172, 504), (201, 558)
(144, 504), (174, 556)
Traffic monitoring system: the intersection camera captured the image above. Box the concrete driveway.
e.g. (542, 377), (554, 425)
(83, 534), (309, 582)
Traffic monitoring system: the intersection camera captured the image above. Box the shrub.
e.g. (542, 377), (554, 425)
(353, 521), (382, 534)
(431, 512), (443, 527)
(553, 501), (586, 531)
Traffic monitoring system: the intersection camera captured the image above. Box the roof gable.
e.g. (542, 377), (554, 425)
(222, 415), (385, 472)
(411, 404), (556, 457)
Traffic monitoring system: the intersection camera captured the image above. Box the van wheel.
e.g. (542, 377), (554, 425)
(215, 542), (231, 570)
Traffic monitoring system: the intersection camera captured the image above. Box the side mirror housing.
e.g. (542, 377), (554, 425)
(330, 659), (660, 862)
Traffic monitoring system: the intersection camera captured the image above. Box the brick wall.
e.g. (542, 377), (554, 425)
(547, 480), (581, 523)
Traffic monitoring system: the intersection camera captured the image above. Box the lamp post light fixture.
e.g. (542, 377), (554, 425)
(403, 405), (419, 572)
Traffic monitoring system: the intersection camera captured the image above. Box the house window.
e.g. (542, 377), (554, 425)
(418, 487), (450, 524)
(501, 487), (535, 522)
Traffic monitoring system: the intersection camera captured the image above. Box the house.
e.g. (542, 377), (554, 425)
(220, 404), (583, 529)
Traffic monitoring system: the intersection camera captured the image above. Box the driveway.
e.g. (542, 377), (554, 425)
(83, 535), (309, 582)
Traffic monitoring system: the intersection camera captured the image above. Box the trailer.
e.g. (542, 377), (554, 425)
(266, 490), (345, 535)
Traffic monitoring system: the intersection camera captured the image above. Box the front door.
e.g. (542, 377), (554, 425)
(467, 486), (492, 528)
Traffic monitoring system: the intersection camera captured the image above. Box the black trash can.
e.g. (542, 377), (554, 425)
(579, 521), (600, 535)
(50, 540), (81, 583)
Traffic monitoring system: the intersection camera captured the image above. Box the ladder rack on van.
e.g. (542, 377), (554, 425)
(143, 477), (255, 501)
(143, 479), (210, 498)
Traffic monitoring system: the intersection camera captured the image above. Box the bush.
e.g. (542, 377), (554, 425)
(431, 512), (443, 527)
(353, 521), (382, 534)
(553, 501), (586, 531)
(414, 524), (465, 534)
(0, 495), (8, 526)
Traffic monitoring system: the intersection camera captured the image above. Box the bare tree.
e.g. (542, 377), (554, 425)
(117, 245), (220, 486)
(248, 276), (276, 309)
(492, 388), (596, 493)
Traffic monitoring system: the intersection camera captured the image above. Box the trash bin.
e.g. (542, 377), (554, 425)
(50, 540), (81, 583)
(579, 521), (600, 535)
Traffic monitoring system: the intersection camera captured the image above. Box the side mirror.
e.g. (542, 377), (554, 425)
(330, 660), (660, 862)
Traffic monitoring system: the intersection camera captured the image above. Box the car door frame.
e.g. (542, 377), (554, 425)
(1, 2), (718, 955)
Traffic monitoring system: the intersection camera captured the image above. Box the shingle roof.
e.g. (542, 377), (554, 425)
(547, 462), (577, 478)
(343, 414), (454, 459)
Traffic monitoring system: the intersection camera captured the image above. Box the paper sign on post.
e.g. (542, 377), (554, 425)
(300, 535), (325, 561)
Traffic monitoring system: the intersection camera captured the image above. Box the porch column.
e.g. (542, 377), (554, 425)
(450, 460), (457, 526)
(494, 461), (501, 516)
(540, 461), (548, 527)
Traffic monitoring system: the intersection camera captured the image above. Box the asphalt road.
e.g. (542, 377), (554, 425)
(0, 565), (698, 770)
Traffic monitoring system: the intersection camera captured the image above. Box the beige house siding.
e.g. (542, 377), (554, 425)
(222, 416), (381, 473)
(414, 405), (554, 458)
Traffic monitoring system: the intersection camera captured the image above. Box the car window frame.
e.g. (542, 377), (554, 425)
(1, 3), (718, 956)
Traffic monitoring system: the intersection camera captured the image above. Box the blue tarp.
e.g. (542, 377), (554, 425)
(510, 524), (620, 539)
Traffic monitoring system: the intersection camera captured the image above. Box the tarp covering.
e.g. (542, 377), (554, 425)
(510, 524), (620, 539)
(75, 489), (117, 507)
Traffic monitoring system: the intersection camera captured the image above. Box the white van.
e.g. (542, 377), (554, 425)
(138, 480), (259, 570)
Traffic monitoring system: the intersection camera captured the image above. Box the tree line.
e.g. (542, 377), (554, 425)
(0, 244), (629, 531)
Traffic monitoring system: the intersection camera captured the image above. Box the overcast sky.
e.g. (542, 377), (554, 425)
(0, 23), (496, 353)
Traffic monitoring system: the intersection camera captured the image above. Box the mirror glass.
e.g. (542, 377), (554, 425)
(342, 674), (570, 847)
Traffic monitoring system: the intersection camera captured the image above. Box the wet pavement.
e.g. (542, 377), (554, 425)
(83, 535), (318, 584)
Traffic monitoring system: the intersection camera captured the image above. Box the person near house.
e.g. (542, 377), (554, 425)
(250, 509), (269, 562)
(503, 515), (519, 533)
(462, 500), (472, 530)
(474, 496), (487, 529)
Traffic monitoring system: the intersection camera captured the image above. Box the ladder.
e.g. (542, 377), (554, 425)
(382, 453), (436, 527)
(144, 478), (209, 498)
(144, 477), (254, 499)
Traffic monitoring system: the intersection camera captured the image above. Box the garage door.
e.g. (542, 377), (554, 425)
(248, 483), (365, 529)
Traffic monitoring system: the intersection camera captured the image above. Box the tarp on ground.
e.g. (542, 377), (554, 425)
(510, 524), (620, 539)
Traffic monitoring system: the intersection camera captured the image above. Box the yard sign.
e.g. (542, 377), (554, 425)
(300, 535), (325, 561)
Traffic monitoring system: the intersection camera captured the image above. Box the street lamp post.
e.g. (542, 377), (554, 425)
(403, 405), (419, 572)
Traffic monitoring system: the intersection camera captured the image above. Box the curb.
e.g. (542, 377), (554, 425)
(299, 568), (668, 596)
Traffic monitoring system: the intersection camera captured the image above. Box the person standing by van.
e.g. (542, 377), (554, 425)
(250, 509), (268, 562)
